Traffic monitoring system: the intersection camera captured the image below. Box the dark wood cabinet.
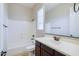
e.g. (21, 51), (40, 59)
(35, 41), (65, 56)
(41, 48), (50, 56)
(54, 51), (65, 56)
(35, 41), (41, 56)
(41, 43), (54, 56)
(35, 46), (41, 56)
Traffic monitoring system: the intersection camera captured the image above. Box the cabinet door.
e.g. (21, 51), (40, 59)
(35, 46), (41, 56)
(41, 48), (50, 56)
(35, 41), (41, 56)
(41, 43), (54, 55)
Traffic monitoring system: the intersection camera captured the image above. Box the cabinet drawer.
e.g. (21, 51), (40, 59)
(36, 41), (41, 47)
(41, 43), (54, 55)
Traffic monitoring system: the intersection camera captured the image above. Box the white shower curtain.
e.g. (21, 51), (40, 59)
(0, 3), (8, 55)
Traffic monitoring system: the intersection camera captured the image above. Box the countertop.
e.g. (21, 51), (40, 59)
(35, 37), (79, 56)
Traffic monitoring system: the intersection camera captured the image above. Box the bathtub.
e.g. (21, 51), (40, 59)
(6, 40), (35, 56)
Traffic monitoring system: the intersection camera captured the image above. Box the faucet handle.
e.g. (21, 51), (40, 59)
(53, 36), (60, 41)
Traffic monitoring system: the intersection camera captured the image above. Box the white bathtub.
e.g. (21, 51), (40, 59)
(6, 40), (35, 56)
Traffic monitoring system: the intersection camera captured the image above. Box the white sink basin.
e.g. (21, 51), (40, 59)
(42, 38), (61, 44)
(52, 40), (61, 44)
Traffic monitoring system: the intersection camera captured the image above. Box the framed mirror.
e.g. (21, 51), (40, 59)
(45, 3), (79, 38)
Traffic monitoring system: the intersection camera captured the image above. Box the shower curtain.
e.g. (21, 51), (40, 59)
(0, 3), (8, 56)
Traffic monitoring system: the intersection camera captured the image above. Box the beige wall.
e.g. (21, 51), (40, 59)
(8, 4), (33, 21)
(45, 4), (72, 22)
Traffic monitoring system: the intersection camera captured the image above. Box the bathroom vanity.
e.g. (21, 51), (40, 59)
(35, 41), (65, 56)
(35, 37), (79, 56)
